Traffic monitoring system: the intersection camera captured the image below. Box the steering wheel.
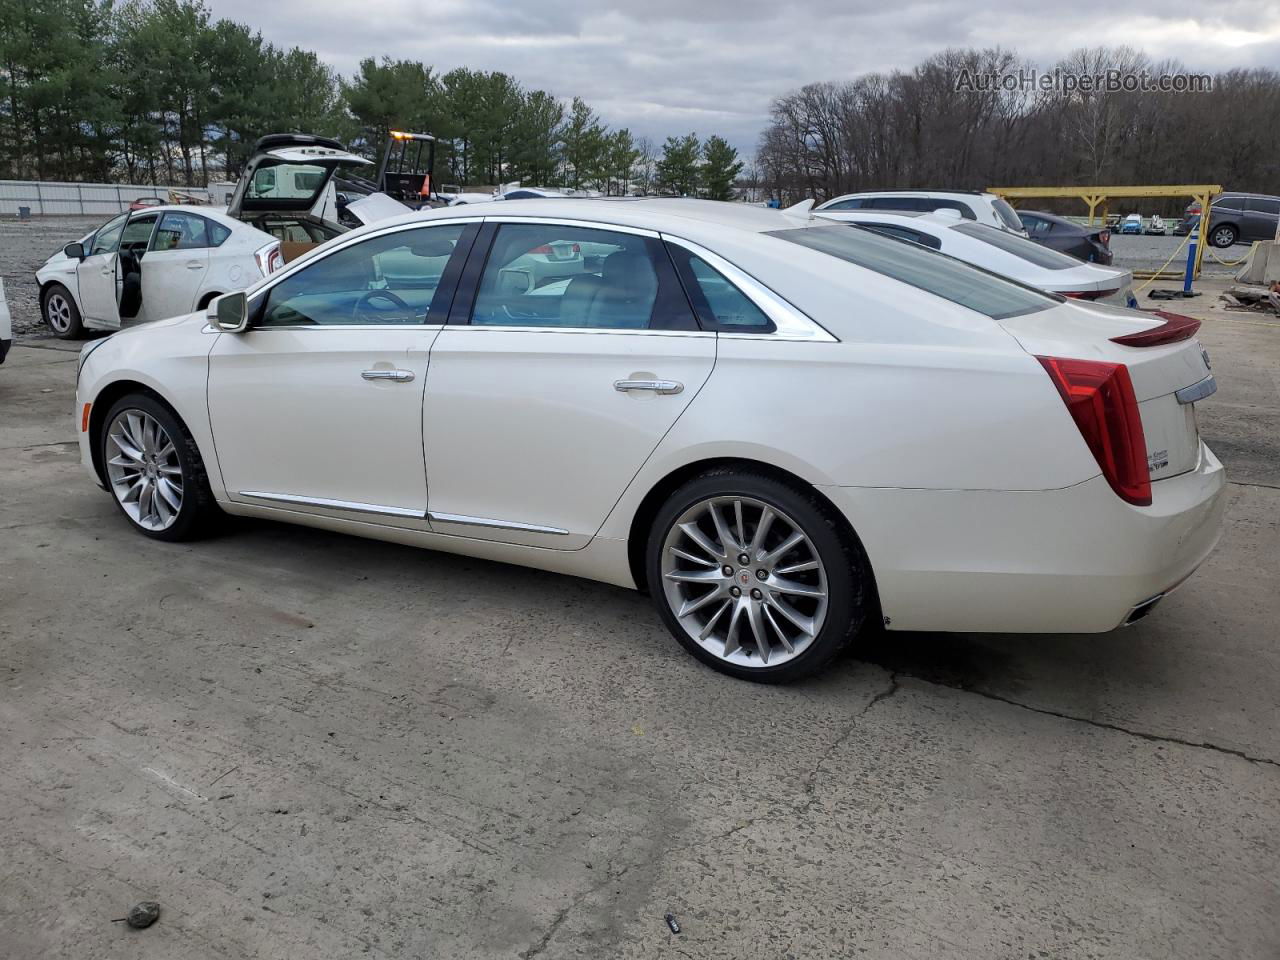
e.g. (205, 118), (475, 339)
(353, 289), (413, 324)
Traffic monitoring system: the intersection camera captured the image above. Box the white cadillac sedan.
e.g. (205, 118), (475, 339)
(74, 199), (1226, 682)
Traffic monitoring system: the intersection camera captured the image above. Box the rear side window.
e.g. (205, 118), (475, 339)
(952, 222), (1082, 270)
(209, 221), (231, 246)
(768, 224), (1054, 320)
(668, 246), (773, 330)
(823, 198), (864, 211)
(1246, 197), (1280, 216)
(868, 196), (976, 219)
(153, 211), (215, 251)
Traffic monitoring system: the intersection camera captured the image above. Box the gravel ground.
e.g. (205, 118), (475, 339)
(0, 216), (1254, 340)
(0, 217), (101, 337)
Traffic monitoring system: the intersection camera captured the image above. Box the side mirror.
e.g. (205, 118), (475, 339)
(209, 291), (249, 332)
(64, 242), (86, 260)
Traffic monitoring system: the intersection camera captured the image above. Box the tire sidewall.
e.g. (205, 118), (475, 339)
(645, 472), (865, 682)
(1211, 225), (1237, 248)
(100, 394), (207, 541)
(43, 284), (84, 339)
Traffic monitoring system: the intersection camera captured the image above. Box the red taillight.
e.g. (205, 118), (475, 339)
(1037, 356), (1151, 506)
(1098, 229), (1110, 248)
(254, 242), (283, 277)
(1109, 311), (1200, 347)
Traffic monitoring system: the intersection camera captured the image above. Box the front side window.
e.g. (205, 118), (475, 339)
(89, 214), (127, 256)
(153, 212), (215, 251)
(470, 223), (673, 329)
(260, 224), (465, 326)
(768, 224), (1054, 320)
(952, 222), (1083, 270)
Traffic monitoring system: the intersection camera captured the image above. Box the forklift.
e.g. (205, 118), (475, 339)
(376, 130), (439, 207)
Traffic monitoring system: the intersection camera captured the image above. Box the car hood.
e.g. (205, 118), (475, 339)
(39, 231), (95, 270)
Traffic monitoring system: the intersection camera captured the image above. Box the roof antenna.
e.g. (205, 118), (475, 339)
(781, 198), (814, 218)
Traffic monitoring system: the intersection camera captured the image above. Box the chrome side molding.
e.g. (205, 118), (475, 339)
(239, 491), (423, 518)
(428, 512), (569, 535)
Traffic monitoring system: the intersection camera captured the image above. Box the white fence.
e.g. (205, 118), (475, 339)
(0, 179), (220, 216)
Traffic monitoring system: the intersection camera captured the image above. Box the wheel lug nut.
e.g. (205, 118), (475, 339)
(750, 588), (763, 601)
(737, 553), (750, 566)
(729, 586), (741, 598)
(756, 569), (768, 580)
(722, 564), (734, 576)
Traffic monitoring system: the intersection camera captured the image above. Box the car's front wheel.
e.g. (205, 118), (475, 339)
(1210, 224), (1238, 248)
(42, 284), (84, 339)
(100, 393), (217, 541)
(646, 469), (873, 682)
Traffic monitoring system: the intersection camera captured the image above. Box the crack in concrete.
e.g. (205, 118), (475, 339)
(519, 863), (631, 959)
(896, 673), (1279, 769)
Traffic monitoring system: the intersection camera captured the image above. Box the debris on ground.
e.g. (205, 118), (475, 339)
(1221, 283), (1280, 314)
(112, 901), (160, 929)
(664, 912), (681, 934)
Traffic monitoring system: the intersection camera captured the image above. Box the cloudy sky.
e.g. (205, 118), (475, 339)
(205, 0), (1280, 152)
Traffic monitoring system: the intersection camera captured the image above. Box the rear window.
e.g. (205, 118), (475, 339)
(991, 197), (1024, 231)
(952, 222), (1084, 270)
(768, 224), (1054, 320)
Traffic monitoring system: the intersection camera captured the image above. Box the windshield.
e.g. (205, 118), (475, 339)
(952, 222), (1085, 270)
(992, 197), (1025, 231)
(769, 224), (1055, 320)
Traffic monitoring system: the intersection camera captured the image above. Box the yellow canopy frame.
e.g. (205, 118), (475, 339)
(987, 184), (1223, 280)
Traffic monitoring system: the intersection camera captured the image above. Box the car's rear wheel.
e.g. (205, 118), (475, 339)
(100, 393), (217, 541)
(42, 284), (84, 339)
(646, 469), (872, 682)
(1210, 224), (1238, 248)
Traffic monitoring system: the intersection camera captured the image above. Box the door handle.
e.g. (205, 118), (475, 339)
(362, 369), (415, 382)
(186, 261), (203, 269)
(614, 379), (683, 395)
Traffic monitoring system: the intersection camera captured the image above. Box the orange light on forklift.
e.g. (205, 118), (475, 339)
(390, 131), (409, 139)
(81, 402), (91, 432)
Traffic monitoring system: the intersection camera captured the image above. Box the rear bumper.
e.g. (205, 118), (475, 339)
(823, 442), (1226, 634)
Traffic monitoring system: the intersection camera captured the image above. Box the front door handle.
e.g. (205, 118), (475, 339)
(614, 379), (683, 395)
(186, 260), (203, 269)
(362, 369), (415, 382)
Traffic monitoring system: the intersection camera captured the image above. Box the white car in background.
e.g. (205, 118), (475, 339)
(36, 133), (406, 338)
(817, 209), (1135, 304)
(815, 189), (1029, 235)
(75, 199), (1223, 682)
(0, 279), (12, 364)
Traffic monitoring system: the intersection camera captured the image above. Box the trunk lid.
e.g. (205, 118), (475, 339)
(227, 134), (372, 226)
(998, 300), (1211, 482)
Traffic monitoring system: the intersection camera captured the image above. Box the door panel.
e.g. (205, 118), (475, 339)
(141, 248), (209, 321)
(77, 252), (121, 328)
(208, 328), (436, 521)
(423, 328), (716, 549)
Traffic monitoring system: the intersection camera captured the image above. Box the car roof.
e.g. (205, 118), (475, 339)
(823, 189), (993, 203)
(364, 197), (839, 239)
(122, 204), (240, 227)
(816, 210), (963, 231)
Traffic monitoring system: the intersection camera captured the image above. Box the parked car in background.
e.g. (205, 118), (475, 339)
(75, 198), (1223, 682)
(36, 133), (408, 339)
(815, 190), (1028, 236)
(1018, 210), (1113, 265)
(496, 186), (568, 201)
(1119, 213), (1144, 235)
(128, 196), (165, 211)
(1174, 213), (1199, 236)
(1146, 215), (1167, 235)
(817, 209), (1134, 304)
(1193, 192), (1280, 248)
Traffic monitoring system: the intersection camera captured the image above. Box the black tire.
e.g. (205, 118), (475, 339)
(42, 283), (85, 339)
(1210, 224), (1238, 248)
(99, 392), (219, 542)
(645, 468), (873, 683)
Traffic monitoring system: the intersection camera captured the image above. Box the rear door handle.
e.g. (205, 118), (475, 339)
(614, 379), (683, 395)
(362, 369), (415, 382)
(186, 260), (203, 269)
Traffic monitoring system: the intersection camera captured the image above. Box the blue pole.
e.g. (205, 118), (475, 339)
(1182, 232), (1198, 294)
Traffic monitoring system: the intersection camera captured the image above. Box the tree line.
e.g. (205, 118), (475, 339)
(0, 0), (744, 197)
(754, 47), (1280, 211)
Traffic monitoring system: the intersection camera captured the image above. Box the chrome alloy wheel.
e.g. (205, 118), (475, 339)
(660, 496), (829, 668)
(105, 410), (184, 531)
(45, 291), (73, 333)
